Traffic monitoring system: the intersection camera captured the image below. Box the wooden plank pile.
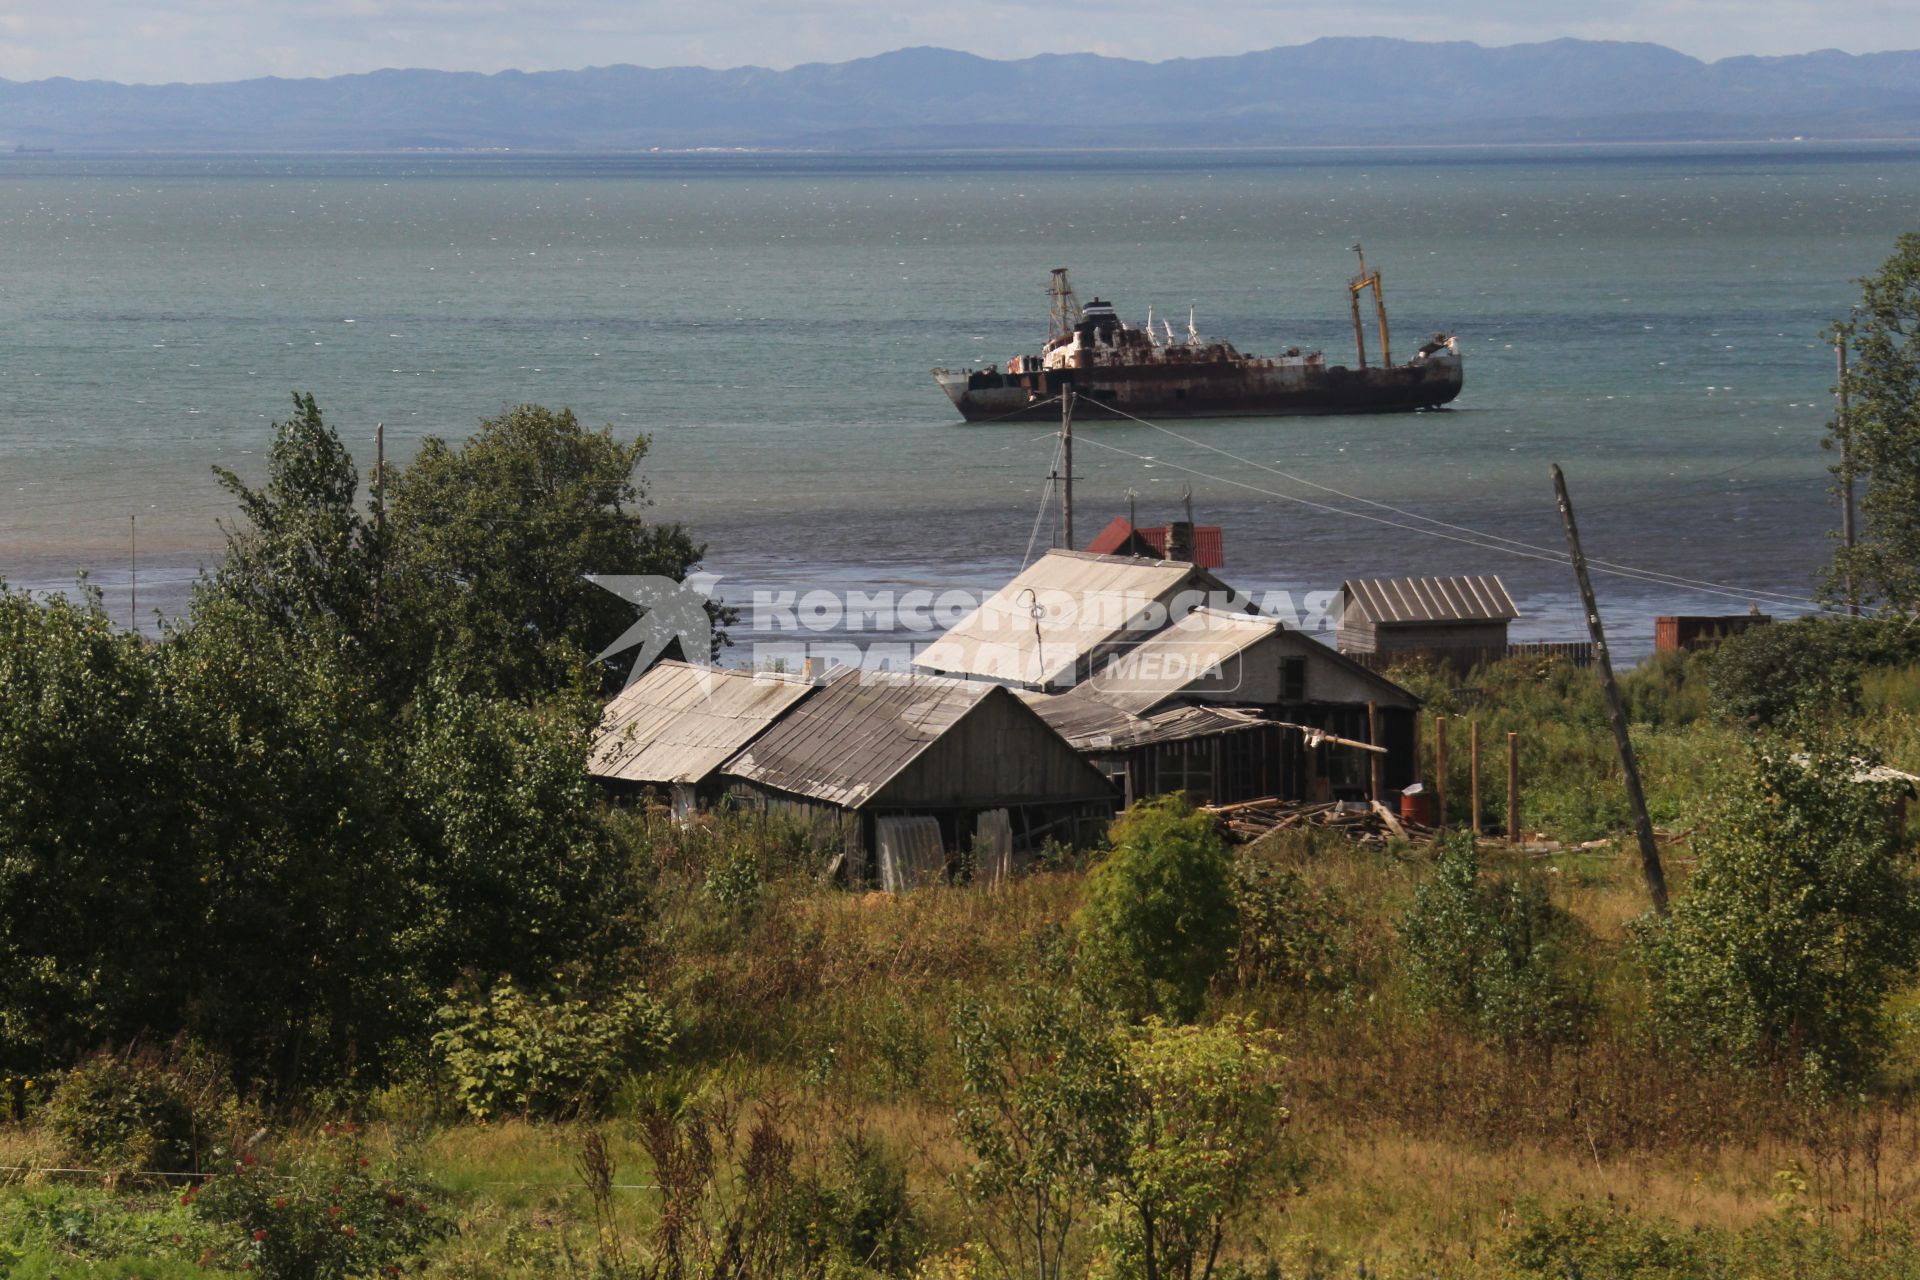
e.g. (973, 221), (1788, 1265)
(1204, 797), (1435, 846)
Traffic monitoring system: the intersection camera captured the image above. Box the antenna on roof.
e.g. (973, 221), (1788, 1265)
(1124, 486), (1139, 530)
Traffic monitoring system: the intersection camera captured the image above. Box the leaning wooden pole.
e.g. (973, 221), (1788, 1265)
(1551, 463), (1669, 914)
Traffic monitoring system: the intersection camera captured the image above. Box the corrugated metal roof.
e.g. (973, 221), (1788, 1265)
(1341, 575), (1519, 625)
(1083, 519), (1225, 569)
(914, 549), (1223, 688)
(1062, 606), (1276, 715)
(1136, 525), (1225, 570)
(722, 668), (1000, 808)
(588, 661), (815, 785)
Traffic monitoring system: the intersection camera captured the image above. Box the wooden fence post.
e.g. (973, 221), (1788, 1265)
(1469, 719), (1481, 838)
(1507, 731), (1520, 846)
(1434, 714), (1448, 827)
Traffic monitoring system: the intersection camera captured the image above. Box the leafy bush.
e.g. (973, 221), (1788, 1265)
(1399, 832), (1591, 1048)
(1497, 1200), (1920, 1280)
(1637, 744), (1920, 1089)
(431, 978), (675, 1119)
(1230, 854), (1375, 996)
(788, 1133), (922, 1275)
(1707, 616), (1920, 727)
(1096, 1016), (1288, 1280)
(952, 982), (1129, 1280)
(42, 1047), (229, 1176)
(1077, 797), (1238, 1021)
(186, 1123), (450, 1280)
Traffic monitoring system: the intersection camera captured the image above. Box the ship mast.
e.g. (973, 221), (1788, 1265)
(1347, 243), (1392, 369)
(1047, 267), (1082, 342)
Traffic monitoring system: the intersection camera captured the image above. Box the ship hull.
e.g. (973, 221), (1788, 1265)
(935, 356), (1463, 422)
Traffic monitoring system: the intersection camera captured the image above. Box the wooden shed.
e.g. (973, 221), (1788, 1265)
(1338, 575), (1518, 670)
(587, 661), (816, 815)
(720, 668), (1117, 886)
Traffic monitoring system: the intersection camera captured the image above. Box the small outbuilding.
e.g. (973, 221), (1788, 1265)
(1337, 575), (1518, 670)
(1655, 613), (1772, 653)
(721, 667), (1117, 886)
(588, 660), (816, 815)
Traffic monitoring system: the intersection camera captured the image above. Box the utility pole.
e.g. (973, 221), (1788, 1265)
(1551, 463), (1669, 914)
(129, 515), (137, 634)
(1836, 331), (1860, 617)
(1060, 389), (1075, 549)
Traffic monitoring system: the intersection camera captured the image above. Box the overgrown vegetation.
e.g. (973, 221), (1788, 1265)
(11, 390), (1920, 1277)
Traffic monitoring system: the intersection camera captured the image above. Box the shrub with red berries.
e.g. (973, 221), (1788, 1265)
(186, 1123), (449, 1280)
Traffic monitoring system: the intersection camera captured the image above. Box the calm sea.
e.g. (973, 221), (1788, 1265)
(4, 145), (1917, 657)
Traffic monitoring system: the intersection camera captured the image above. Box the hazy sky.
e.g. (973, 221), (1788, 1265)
(3, 0), (1915, 84)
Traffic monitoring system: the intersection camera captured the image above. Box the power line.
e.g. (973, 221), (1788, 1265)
(1073, 393), (1843, 613)
(1070, 431), (1848, 615)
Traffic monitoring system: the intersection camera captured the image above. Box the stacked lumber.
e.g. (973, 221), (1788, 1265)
(1204, 797), (1434, 846)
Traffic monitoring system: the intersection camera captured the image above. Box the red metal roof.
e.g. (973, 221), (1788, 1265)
(1082, 518), (1224, 569)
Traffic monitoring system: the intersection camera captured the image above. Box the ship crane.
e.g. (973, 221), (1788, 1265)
(1047, 267), (1082, 342)
(1348, 242), (1392, 369)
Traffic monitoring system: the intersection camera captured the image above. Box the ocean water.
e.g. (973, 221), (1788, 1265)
(3, 144), (1917, 658)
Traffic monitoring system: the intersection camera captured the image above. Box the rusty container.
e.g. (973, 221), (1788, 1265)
(1400, 790), (1434, 827)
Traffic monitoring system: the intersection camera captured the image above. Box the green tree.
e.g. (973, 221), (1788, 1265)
(403, 671), (632, 985)
(1637, 744), (1920, 1090)
(1399, 830), (1591, 1050)
(155, 597), (424, 1088)
(387, 403), (723, 699)
(1098, 1017), (1287, 1280)
(0, 584), (180, 1074)
(1077, 797), (1237, 1022)
(209, 392), (382, 648)
(952, 982), (1130, 1280)
(1829, 233), (1920, 609)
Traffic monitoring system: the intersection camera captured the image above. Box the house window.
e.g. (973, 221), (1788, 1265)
(1280, 656), (1308, 702)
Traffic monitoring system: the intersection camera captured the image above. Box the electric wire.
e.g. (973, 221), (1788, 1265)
(1073, 392), (1842, 612)
(1070, 431), (1850, 615)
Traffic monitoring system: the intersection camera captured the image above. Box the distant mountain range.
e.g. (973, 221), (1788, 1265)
(5, 38), (1920, 151)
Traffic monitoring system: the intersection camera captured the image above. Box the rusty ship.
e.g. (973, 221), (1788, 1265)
(933, 248), (1462, 421)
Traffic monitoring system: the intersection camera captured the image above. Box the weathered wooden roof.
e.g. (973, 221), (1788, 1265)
(722, 668), (1001, 808)
(913, 549), (1228, 688)
(589, 661), (815, 786)
(1341, 575), (1518, 625)
(1018, 689), (1272, 752)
